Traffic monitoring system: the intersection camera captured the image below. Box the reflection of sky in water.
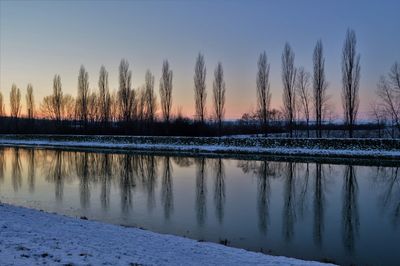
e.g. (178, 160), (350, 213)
(0, 147), (399, 265)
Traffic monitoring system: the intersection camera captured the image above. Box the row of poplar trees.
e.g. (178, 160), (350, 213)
(1, 28), (362, 137)
(256, 28), (361, 138)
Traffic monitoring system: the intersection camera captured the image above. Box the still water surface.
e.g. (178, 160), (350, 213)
(0, 147), (399, 265)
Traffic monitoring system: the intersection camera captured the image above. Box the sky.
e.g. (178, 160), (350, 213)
(1, 0), (399, 119)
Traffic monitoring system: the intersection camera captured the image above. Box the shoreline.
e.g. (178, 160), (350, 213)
(0, 134), (399, 160)
(0, 203), (331, 265)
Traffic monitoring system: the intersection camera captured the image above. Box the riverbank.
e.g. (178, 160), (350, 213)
(0, 203), (330, 265)
(0, 134), (399, 159)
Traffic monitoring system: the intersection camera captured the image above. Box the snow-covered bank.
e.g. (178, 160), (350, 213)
(0, 203), (330, 265)
(0, 135), (399, 159)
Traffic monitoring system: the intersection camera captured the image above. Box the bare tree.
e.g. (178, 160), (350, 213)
(194, 53), (207, 123)
(313, 40), (328, 138)
(118, 59), (134, 124)
(87, 92), (98, 123)
(26, 83), (35, 120)
(40, 93), (74, 122)
(77, 65), (90, 126)
(369, 101), (385, 138)
(98, 66), (111, 126)
(341, 29), (361, 138)
(159, 60), (173, 124)
(62, 94), (75, 120)
(296, 67), (311, 137)
(137, 87), (146, 123)
(10, 84), (21, 119)
(256, 51), (271, 136)
(52, 75), (63, 122)
(213, 62), (226, 135)
(282, 43), (297, 137)
(0, 92), (4, 117)
(40, 96), (56, 119)
(144, 70), (157, 124)
(109, 92), (118, 122)
(130, 90), (137, 121)
(376, 62), (400, 135)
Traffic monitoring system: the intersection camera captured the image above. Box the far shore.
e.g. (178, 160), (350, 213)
(0, 134), (399, 160)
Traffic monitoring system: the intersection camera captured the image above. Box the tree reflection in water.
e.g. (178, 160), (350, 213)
(342, 165), (359, 254)
(161, 156), (173, 220)
(0, 147), (5, 183)
(313, 163), (325, 247)
(99, 153), (113, 211)
(213, 158), (225, 224)
(237, 160), (277, 235)
(45, 150), (67, 202)
(296, 163), (310, 220)
(27, 149), (35, 193)
(11, 148), (22, 192)
(373, 166), (400, 228)
(195, 157), (207, 226)
(172, 156), (194, 168)
(118, 154), (135, 214)
(75, 152), (90, 209)
(282, 162), (296, 242)
(145, 155), (158, 212)
(258, 160), (273, 234)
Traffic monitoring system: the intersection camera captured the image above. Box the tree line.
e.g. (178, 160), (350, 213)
(0, 28), (399, 138)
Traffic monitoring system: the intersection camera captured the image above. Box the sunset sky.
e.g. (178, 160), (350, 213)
(1, 0), (399, 119)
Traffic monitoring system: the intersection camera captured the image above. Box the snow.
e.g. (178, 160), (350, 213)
(0, 137), (399, 159)
(0, 203), (331, 265)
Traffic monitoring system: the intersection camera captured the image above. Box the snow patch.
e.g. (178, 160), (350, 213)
(0, 203), (331, 265)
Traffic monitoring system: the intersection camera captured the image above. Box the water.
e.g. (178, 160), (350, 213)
(0, 146), (399, 265)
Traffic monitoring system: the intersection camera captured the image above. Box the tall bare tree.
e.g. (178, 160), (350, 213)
(282, 43), (297, 137)
(77, 65), (89, 126)
(341, 29), (361, 138)
(87, 92), (98, 123)
(313, 40), (328, 138)
(0, 92), (4, 117)
(376, 62), (400, 135)
(26, 83), (35, 120)
(98, 66), (111, 126)
(118, 59), (134, 123)
(194, 53), (207, 123)
(52, 75), (63, 122)
(159, 60), (173, 124)
(257, 51), (271, 136)
(137, 87), (146, 123)
(145, 70), (157, 124)
(296, 67), (311, 137)
(109, 92), (118, 122)
(213, 62), (226, 135)
(10, 84), (21, 119)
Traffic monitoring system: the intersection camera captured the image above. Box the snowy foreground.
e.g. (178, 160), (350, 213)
(0, 203), (331, 266)
(0, 135), (399, 159)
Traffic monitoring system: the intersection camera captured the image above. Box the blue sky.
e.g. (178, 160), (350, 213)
(1, 0), (399, 118)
